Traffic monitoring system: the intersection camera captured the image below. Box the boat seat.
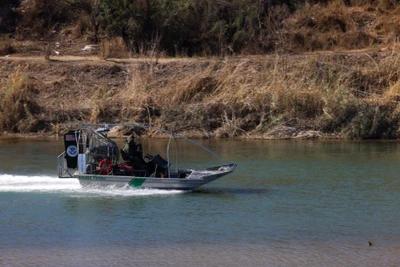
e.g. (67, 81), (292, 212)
(151, 154), (169, 169)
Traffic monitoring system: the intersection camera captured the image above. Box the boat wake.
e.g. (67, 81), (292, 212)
(0, 174), (184, 197)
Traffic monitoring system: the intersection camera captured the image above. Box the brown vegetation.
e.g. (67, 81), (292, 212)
(1, 47), (400, 139)
(1, 1), (400, 139)
(0, 64), (41, 132)
(2, 1), (400, 57)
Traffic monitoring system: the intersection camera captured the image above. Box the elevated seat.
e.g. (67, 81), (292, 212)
(151, 154), (169, 168)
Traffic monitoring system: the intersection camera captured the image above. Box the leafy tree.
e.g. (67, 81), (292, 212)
(96, 0), (328, 56)
(99, 0), (153, 54)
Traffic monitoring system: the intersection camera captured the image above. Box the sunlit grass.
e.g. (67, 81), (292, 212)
(0, 65), (40, 132)
(113, 50), (400, 139)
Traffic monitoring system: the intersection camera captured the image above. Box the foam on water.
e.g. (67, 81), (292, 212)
(0, 174), (184, 197)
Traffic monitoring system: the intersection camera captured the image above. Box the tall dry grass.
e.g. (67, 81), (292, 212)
(0, 65), (41, 132)
(0, 36), (16, 56)
(115, 49), (400, 139)
(280, 1), (400, 52)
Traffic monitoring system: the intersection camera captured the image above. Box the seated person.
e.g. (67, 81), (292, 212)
(120, 135), (146, 169)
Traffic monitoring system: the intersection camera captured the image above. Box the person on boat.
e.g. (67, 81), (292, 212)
(120, 135), (146, 169)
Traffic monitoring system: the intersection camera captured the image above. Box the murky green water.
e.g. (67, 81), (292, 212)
(0, 137), (399, 266)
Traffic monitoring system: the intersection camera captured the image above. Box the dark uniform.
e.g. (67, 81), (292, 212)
(120, 135), (145, 169)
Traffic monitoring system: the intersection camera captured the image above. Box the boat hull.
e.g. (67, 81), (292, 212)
(75, 163), (236, 190)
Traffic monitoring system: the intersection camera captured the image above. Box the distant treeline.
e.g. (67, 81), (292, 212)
(1, 0), (399, 56)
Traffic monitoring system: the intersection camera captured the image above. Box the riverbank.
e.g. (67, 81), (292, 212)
(1, 49), (400, 139)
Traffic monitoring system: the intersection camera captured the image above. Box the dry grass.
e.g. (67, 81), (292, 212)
(113, 49), (400, 139)
(1, 49), (400, 139)
(279, 1), (400, 53)
(99, 38), (129, 59)
(0, 36), (16, 56)
(0, 65), (41, 132)
(2, 1), (400, 138)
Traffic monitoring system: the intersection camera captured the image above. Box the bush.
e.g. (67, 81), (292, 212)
(0, 35), (16, 55)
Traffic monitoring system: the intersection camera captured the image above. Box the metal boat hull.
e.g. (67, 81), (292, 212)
(76, 163), (236, 190)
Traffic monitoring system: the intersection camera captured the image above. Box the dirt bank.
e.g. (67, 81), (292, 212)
(1, 50), (400, 139)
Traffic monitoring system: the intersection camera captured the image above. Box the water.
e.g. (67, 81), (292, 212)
(0, 137), (399, 266)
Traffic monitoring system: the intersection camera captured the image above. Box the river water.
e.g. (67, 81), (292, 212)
(0, 137), (399, 266)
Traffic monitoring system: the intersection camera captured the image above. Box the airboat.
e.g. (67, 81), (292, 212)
(57, 124), (236, 190)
